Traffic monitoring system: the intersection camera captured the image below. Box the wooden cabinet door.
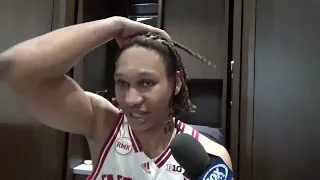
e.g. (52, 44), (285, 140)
(237, 0), (320, 179)
(161, 0), (228, 79)
(0, 0), (67, 179)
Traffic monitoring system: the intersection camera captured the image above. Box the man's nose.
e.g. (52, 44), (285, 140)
(124, 88), (143, 107)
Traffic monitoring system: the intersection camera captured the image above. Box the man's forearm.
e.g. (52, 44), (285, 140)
(0, 16), (122, 85)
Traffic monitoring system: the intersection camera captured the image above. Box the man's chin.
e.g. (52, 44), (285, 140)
(129, 116), (146, 124)
(124, 113), (153, 131)
(128, 122), (150, 132)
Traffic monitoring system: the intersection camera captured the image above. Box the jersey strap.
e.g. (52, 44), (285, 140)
(87, 113), (124, 180)
(154, 120), (201, 168)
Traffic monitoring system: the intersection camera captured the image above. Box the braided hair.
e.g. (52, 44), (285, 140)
(115, 32), (207, 130)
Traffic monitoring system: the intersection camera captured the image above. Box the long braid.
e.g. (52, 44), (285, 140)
(142, 33), (208, 131)
(160, 40), (196, 112)
(144, 33), (215, 68)
(160, 41), (193, 132)
(173, 42), (215, 68)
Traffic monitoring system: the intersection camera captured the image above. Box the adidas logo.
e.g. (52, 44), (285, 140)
(141, 162), (151, 174)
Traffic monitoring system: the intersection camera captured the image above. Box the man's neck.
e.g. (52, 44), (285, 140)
(134, 124), (175, 159)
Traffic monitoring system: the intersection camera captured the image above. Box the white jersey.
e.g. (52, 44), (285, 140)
(87, 113), (200, 180)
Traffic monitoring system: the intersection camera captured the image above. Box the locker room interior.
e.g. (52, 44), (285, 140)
(0, 0), (319, 179)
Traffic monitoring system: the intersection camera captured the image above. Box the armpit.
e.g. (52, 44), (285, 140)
(0, 54), (13, 81)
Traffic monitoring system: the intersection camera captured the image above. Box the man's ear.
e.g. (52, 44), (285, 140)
(175, 71), (182, 95)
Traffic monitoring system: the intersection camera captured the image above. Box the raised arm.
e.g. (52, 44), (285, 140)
(0, 16), (170, 139)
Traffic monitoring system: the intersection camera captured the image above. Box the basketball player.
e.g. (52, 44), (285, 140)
(0, 16), (232, 179)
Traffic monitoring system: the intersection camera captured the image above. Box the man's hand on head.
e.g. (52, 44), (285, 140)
(111, 16), (171, 47)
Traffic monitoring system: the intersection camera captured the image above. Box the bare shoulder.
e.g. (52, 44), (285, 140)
(85, 91), (120, 140)
(85, 91), (117, 110)
(197, 133), (233, 170)
(84, 92), (121, 164)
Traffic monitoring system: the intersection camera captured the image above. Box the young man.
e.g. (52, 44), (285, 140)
(0, 16), (232, 180)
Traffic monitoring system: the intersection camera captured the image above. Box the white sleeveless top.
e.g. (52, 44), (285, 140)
(87, 113), (200, 180)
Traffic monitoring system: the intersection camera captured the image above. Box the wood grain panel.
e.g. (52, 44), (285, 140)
(162, 0), (227, 80)
(0, 0), (68, 179)
(252, 0), (320, 179)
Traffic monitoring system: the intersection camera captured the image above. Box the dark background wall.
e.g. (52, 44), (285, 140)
(252, 0), (320, 179)
(233, 0), (320, 179)
(0, 0), (68, 179)
(161, 0), (229, 130)
(1, 0), (320, 180)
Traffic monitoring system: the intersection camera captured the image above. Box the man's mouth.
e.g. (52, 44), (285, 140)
(129, 113), (144, 118)
(128, 112), (149, 124)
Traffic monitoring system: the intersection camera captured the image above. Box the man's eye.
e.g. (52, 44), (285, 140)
(141, 80), (155, 87)
(116, 80), (128, 86)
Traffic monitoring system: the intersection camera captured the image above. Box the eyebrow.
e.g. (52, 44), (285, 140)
(114, 70), (158, 77)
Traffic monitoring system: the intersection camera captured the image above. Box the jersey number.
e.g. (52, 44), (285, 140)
(102, 174), (132, 180)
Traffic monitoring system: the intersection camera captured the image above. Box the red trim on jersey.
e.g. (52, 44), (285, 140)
(128, 126), (141, 152)
(129, 127), (143, 152)
(180, 121), (186, 132)
(194, 130), (199, 140)
(191, 128), (195, 137)
(155, 120), (186, 168)
(190, 124), (200, 140)
(87, 114), (124, 180)
(155, 146), (171, 167)
(156, 121), (200, 168)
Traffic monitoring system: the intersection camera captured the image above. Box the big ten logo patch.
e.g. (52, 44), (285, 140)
(166, 164), (184, 173)
(115, 137), (132, 155)
(102, 174), (132, 180)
